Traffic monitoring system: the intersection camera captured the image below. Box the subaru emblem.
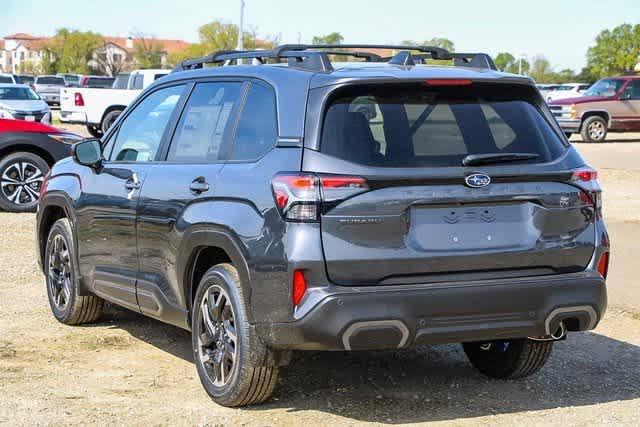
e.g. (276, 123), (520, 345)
(465, 173), (491, 188)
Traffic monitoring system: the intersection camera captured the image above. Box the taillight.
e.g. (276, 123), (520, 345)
(292, 269), (307, 306)
(571, 167), (602, 218)
(597, 252), (609, 279)
(74, 92), (84, 107)
(271, 173), (369, 222)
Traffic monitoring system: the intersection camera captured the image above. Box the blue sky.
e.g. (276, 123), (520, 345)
(2, 0), (637, 71)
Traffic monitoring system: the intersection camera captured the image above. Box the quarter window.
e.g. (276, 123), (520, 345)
(230, 82), (277, 161)
(109, 85), (184, 162)
(167, 82), (242, 163)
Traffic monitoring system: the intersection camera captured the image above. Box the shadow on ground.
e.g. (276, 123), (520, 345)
(93, 304), (640, 424)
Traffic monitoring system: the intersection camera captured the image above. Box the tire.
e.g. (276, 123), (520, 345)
(580, 116), (608, 143)
(45, 218), (104, 325)
(101, 109), (122, 134)
(192, 263), (279, 407)
(0, 152), (49, 212)
(463, 338), (553, 379)
(86, 125), (103, 139)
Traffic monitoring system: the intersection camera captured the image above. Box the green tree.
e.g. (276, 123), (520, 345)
(43, 28), (103, 74)
(494, 52), (516, 72)
(312, 32), (344, 45)
(132, 33), (165, 69)
(587, 23), (640, 78)
(168, 20), (276, 66)
(402, 38), (455, 52)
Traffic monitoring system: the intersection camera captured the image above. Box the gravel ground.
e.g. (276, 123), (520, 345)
(0, 129), (639, 425)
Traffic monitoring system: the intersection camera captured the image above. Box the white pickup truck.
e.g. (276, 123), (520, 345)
(59, 69), (169, 137)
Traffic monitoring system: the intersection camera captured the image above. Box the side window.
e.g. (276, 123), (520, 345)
(109, 85), (184, 162)
(628, 81), (640, 99)
(131, 74), (144, 90)
(230, 82), (277, 161)
(167, 82), (242, 163)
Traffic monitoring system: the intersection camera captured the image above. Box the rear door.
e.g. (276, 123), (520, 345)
(306, 82), (597, 286)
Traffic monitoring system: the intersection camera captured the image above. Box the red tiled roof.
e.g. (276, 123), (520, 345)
(103, 37), (190, 54)
(4, 33), (41, 40)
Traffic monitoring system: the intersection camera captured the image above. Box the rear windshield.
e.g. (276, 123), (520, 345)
(0, 76), (14, 84)
(36, 77), (65, 85)
(320, 83), (566, 167)
(86, 77), (114, 88)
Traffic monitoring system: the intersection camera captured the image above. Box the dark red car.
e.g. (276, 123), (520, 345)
(0, 119), (82, 212)
(549, 76), (640, 142)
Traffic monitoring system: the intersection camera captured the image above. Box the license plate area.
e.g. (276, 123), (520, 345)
(408, 203), (538, 252)
(24, 115), (35, 121)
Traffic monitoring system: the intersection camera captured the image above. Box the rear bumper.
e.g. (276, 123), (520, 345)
(59, 110), (88, 124)
(256, 271), (607, 350)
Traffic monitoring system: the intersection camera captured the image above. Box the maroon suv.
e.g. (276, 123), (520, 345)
(549, 76), (640, 142)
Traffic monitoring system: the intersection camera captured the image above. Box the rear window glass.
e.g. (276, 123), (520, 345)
(0, 76), (14, 83)
(36, 77), (65, 85)
(320, 83), (566, 167)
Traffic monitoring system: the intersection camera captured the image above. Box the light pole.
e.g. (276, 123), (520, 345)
(238, 0), (245, 51)
(519, 53), (526, 75)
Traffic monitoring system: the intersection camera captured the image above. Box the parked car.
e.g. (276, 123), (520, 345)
(0, 84), (51, 124)
(37, 44), (608, 407)
(549, 76), (640, 142)
(79, 76), (115, 88)
(34, 75), (66, 105)
(545, 83), (591, 102)
(536, 84), (561, 98)
(0, 73), (17, 84)
(59, 69), (169, 137)
(57, 73), (82, 87)
(16, 74), (35, 87)
(0, 118), (81, 211)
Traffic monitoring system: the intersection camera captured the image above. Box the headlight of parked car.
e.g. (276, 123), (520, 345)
(48, 133), (84, 144)
(559, 104), (578, 119)
(0, 107), (15, 119)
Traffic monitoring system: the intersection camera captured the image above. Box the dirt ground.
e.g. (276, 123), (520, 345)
(0, 131), (639, 426)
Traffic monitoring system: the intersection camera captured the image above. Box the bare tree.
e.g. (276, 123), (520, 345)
(130, 31), (165, 69)
(94, 46), (128, 76)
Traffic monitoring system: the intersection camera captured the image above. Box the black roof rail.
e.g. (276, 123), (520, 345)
(453, 53), (498, 71)
(173, 44), (497, 73)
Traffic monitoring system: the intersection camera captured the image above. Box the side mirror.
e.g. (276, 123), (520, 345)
(72, 138), (103, 169)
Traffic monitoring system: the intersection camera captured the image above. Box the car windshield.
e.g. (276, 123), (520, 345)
(61, 75), (79, 84)
(321, 83), (566, 167)
(0, 76), (13, 84)
(0, 87), (40, 100)
(18, 76), (34, 84)
(583, 79), (625, 97)
(37, 77), (65, 85)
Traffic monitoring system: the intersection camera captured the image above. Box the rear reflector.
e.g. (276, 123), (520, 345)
(597, 252), (609, 279)
(292, 270), (308, 306)
(425, 79), (472, 86)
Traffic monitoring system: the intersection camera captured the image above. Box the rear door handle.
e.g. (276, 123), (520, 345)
(190, 177), (210, 194)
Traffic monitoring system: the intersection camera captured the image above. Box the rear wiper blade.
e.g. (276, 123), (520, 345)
(462, 152), (539, 166)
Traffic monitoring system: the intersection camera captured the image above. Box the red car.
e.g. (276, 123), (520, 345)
(0, 119), (82, 212)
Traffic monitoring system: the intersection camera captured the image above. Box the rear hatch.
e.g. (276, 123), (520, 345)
(305, 81), (598, 286)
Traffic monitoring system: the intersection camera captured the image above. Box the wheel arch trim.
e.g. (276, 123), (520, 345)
(177, 227), (253, 325)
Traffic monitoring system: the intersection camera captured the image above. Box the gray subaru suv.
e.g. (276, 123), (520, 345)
(36, 45), (609, 407)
